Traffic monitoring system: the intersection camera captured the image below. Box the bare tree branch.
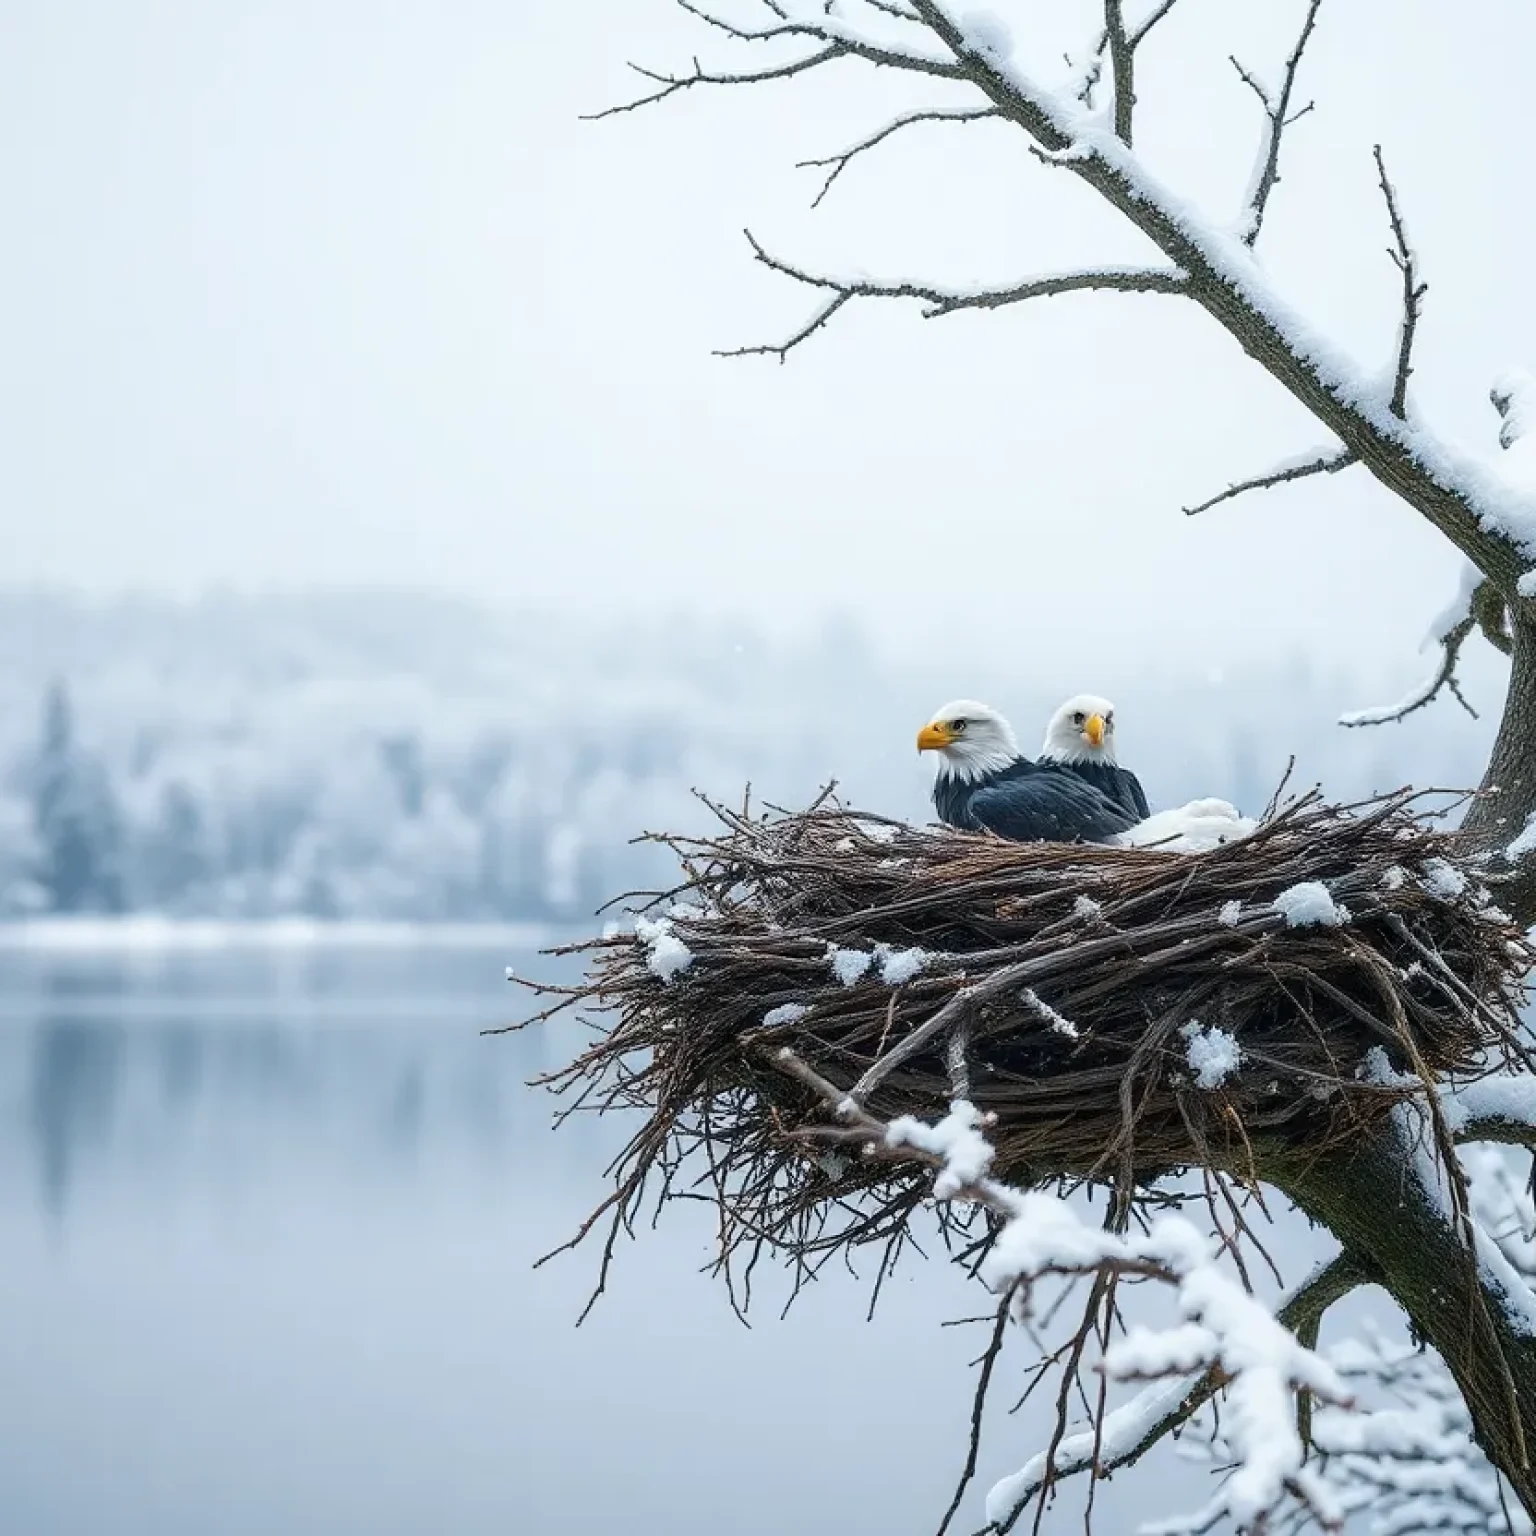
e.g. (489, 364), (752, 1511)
(1183, 446), (1356, 516)
(583, 0), (967, 120)
(585, 47), (852, 120)
(717, 231), (1189, 361)
(798, 107), (998, 208)
(1130, 0), (1184, 47)
(1231, 0), (1324, 246)
(1104, 1), (1136, 145)
(1339, 612), (1479, 728)
(1374, 144), (1428, 420)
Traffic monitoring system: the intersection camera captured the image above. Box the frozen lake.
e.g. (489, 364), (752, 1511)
(0, 929), (1335, 1534)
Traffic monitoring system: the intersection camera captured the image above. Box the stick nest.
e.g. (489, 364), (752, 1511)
(517, 787), (1533, 1280)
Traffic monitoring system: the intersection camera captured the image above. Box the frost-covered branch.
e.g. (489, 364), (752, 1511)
(979, 1249), (1374, 1511)
(1230, 0), (1323, 245)
(718, 231), (1189, 360)
(1339, 616), (1478, 728)
(1340, 561), (1484, 727)
(797, 106), (998, 207)
(1309, 1141), (1536, 1536)
(769, 1052), (1358, 1534)
(1443, 1076), (1536, 1156)
(601, 0), (1536, 595)
(1373, 145), (1428, 420)
(1183, 444), (1355, 517)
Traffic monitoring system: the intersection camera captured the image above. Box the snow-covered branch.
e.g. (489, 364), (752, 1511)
(1183, 444), (1355, 517)
(973, 1250), (1373, 1517)
(1317, 1330), (1532, 1536)
(1339, 561), (1483, 727)
(717, 231), (1189, 360)
(601, 0), (1536, 591)
(1443, 1076), (1536, 1155)
(772, 1047), (1358, 1534)
(1230, 0), (1323, 245)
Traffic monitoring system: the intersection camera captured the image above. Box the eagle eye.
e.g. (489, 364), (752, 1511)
(951, 719), (967, 733)
(1072, 712), (1085, 726)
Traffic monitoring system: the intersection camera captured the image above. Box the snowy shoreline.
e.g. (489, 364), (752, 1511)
(0, 917), (558, 952)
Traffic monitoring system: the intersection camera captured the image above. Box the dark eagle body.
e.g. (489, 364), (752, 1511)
(1059, 758), (1151, 821)
(931, 756), (1135, 845)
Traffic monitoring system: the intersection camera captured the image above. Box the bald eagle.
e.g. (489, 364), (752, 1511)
(917, 699), (1136, 845)
(1039, 694), (1151, 820)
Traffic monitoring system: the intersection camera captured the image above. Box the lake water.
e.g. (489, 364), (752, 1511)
(0, 935), (1285, 1534)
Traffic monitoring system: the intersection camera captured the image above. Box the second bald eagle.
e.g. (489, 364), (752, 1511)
(1039, 693), (1150, 821)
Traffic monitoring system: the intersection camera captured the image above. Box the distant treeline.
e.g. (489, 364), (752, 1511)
(0, 593), (1499, 921)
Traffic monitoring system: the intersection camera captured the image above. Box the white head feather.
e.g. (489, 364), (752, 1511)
(917, 699), (1021, 784)
(1041, 693), (1119, 766)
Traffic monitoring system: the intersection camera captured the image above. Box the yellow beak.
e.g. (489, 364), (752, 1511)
(1084, 714), (1106, 749)
(916, 723), (952, 752)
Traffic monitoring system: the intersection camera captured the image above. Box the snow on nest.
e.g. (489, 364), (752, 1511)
(1419, 858), (1468, 900)
(827, 945), (873, 986)
(762, 1002), (809, 1028)
(1022, 987), (1079, 1039)
(875, 944), (928, 985)
(827, 944), (929, 986)
(1272, 881), (1351, 928)
(1182, 1021), (1243, 1090)
(635, 915), (693, 982)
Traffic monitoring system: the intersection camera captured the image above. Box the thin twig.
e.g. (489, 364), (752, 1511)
(1232, 0), (1325, 245)
(1373, 143), (1428, 419)
(1184, 446), (1356, 516)
(717, 231), (1188, 361)
(1339, 614), (1478, 727)
(798, 107), (998, 208)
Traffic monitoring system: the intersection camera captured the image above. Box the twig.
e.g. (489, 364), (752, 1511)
(718, 231), (1188, 361)
(1130, 0), (1184, 47)
(1373, 143), (1428, 419)
(585, 47), (851, 120)
(1339, 613), (1478, 727)
(1184, 445), (1356, 516)
(798, 107), (998, 208)
(1232, 0), (1325, 245)
(936, 1290), (1013, 1536)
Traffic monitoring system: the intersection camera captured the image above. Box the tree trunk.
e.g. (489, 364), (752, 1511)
(1462, 609), (1536, 928)
(1265, 1124), (1536, 1515)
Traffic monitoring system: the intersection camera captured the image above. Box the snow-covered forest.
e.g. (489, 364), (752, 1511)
(0, 589), (1500, 922)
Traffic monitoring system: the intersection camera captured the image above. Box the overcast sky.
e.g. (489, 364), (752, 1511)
(2, 0), (1534, 675)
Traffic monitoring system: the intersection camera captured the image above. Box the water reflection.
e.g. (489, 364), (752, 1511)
(0, 941), (1213, 1536)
